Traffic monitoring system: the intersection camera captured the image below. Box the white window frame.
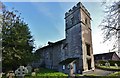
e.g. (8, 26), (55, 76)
(62, 65), (65, 70)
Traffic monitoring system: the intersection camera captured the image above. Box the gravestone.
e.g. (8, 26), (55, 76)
(26, 65), (32, 73)
(31, 72), (36, 76)
(108, 62), (110, 68)
(6, 71), (15, 78)
(105, 63), (108, 67)
(105, 62), (110, 68)
(15, 66), (28, 78)
(115, 63), (118, 69)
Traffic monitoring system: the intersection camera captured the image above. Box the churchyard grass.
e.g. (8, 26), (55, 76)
(25, 67), (68, 77)
(2, 67), (120, 77)
(108, 71), (120, 76)
(98, 66), (120, 69)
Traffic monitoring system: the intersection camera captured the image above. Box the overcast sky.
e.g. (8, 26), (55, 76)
(4, 2), (116, 54)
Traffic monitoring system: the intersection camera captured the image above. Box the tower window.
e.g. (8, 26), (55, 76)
(86, 44), (90, 56)
(85, 18), (87, 24)
(71, 17), (74, 24)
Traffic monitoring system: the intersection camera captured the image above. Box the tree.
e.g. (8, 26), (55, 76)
(2, 4), (35, 72)
(100, 1), (120, 50)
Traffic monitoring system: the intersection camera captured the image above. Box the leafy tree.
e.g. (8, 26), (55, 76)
(2, 4), (35, 72)
(100, 1), (120, 50)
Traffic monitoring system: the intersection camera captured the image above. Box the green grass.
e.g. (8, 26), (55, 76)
(2, 67), (120, 78)
(96, 65), (120, 71)
(2, 68), (68, 78)
(75, 74), (83, 76)
(99, 66), (120, 69)
(108, 72), (120, 76)
(26, 68), (68, 77)
(83, 74), (97, 76)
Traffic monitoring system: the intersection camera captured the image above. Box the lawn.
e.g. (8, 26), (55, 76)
(25, 67), (68, 77)
(100, 66), (120, 69)
(96, 65), (120, 71)
(108, 72), (120, 76)
(2, 67), (120, 78)
(36, 68), (68, 76)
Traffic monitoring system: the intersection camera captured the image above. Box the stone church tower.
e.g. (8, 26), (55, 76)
(65, 2), (94, 71)
(35, 2), (95, 74)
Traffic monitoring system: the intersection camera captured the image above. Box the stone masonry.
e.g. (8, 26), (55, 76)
(35, 2), (95, 74)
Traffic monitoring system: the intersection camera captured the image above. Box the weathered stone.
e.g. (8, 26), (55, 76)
(115, 63), (118, 68)
(26, 65), (32, 73)
(15, 66), (28, 77)
(35, 2), (95, 74)
(6, 71), (15, 78)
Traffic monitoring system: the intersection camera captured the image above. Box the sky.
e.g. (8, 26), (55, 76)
(3, 2), (116, 54)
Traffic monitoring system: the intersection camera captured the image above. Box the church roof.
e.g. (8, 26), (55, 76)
(36, 39), (66, 51)
(94, 52), (120, 60)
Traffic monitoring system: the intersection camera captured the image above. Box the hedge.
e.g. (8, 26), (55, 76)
(97, 60), (120, 66)
(95, 65), (120, 71)
(108, 60), (120, 66)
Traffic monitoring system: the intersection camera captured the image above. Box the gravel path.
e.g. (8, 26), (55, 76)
(83, 69), (116, 76)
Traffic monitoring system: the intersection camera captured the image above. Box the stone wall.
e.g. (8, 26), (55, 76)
(80, 6), (94, 71)
(35, 2), (95, 73)
(65, 3), (82, 59)
(37, 40), (66, 70)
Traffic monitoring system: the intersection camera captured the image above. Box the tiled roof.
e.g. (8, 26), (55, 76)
(36, 39), (66, 51)
(94, 52), (120, 60)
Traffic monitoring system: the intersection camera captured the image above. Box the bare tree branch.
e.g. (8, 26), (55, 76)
(100, 1), (120, 50)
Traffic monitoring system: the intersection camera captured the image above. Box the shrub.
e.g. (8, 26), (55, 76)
(108, 60), (120, 66)
(97, 60), (120, 66)
(96, 65), (120, 71)
(109, 72), (120, 76)
(98, 60), (107, 65)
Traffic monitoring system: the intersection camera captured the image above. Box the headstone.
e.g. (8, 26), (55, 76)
(108, 62), (110, 68)
(31, 72), (36, 76)
(15, 66), (28, 78)
(115, 63), (118, 69)
(105, 63), (108, 67)
(34, 68), (39, 73)
(26, 65), (32, 73)
(105, 62), (110, 68)
(6, 71), (15, 78)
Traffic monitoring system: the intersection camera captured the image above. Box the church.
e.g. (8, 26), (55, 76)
(35, 2), (95, 74)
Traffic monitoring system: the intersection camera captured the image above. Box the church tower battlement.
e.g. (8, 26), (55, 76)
(65, 2), (90, 18)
